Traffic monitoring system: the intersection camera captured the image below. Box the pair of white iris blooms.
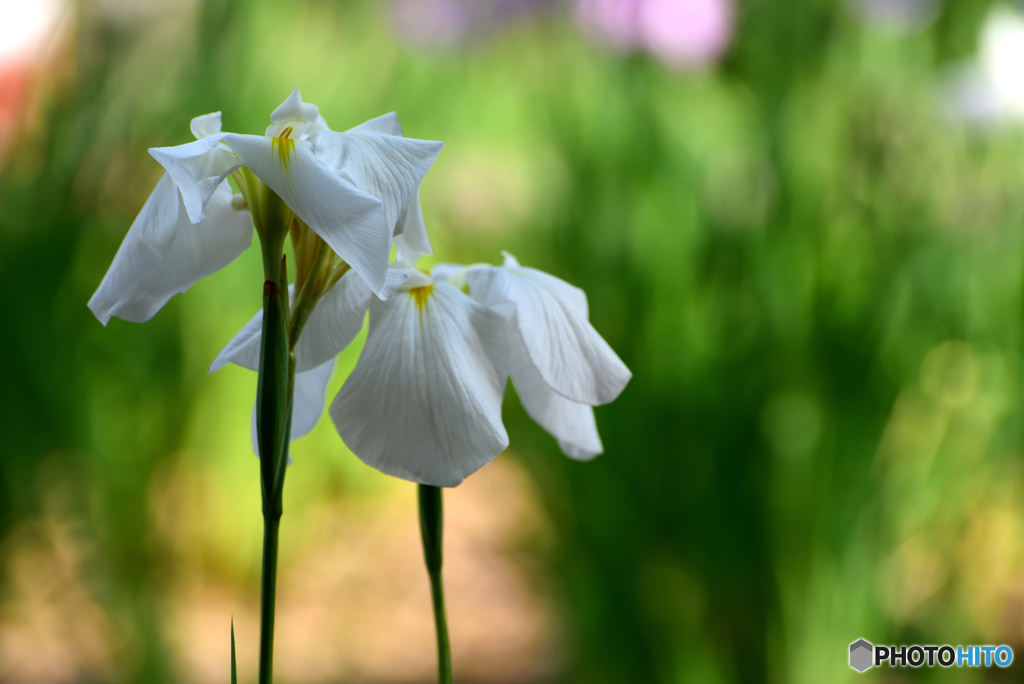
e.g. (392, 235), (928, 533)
(89, 89), (630, 487)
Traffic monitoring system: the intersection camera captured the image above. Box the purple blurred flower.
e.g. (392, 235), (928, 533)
(391, 0), (558, 48)
(576, 0), (733, 69)
(391, 0), (474, 48)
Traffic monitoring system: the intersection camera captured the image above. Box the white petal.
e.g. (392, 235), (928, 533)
(271, 88), (320, 125)
(942, 63), (1014, 124)
(294, 270), (373, 372)
(208, 269), (390, 375)
(430, 262), (469, 285)
(465, 263), (630, 405)
(209, 284), (296, 374)
(309, 127), (443, 239)
(348, 111), (402, 136)
(190, 112), (223, 139)
(501, 251), (589, 317)
(209, 305), (263, 373)
(380, 268), (411, 300)
(224, 133), (393, 297)
(393, 191), (433, 259)
(509, 333), (602, 460)
(89, 175), (251, 325)
(149, 134), (241, 224)
(329, 282), (510, 487)
(251, 358), (336, 456)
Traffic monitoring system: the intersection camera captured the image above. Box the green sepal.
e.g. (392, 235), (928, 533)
(255, 275), (290, 512)
(231, 618), (238, 684)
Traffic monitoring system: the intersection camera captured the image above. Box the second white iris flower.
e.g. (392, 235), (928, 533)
(214, 232), (631, 487)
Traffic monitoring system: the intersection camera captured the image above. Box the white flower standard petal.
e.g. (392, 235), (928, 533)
(251, 358), (336, 456)
(224, 133), (393, 297)
(266, 88), (325, 139)
(270, 88), (320, 126)
(465, 256), (631, 406)
(190, 111), (224, 140)
(89, 175), (251, 325)
(330, 282), (510, 487)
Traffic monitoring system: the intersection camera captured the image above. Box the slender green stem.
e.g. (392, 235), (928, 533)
(258, 513), (281, 684)
(255, 255), (294, 684)
(419, 484), (453, 684)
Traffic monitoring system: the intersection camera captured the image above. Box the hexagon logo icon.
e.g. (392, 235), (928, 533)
(849, 639), (873, 672)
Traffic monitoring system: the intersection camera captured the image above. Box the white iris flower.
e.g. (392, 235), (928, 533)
(88, 88), (443, 325)
(214, 233), (632, 487)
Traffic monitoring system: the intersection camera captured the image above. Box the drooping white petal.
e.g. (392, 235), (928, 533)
(309, 127), (443, 241)
(509, 329), (603, 460)
(330, 282), (510, 487)
(500, 250), (589, 317)
(190, 112), (223, 139)
(89, 175), (252, 325)
(393, 191), (433, 258)
(293, 270), (373, 372)
(209, 270), (389, 374)
(250, 357), (336, 456)
(348, 111), (402, 136)
(224, 133), (393, 297)
(149, 134), (241, 224)
(208, 303), (263, 373)
(465, 258), (631, 406)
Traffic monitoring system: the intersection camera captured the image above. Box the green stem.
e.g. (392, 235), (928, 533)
(258, 512), (281, 684)
(255, 265), (293, 684)
(419, 484), (453, 684)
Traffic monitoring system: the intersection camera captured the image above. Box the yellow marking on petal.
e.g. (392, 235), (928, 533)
(271, 127), (295, 175)
(410, 285), (433, 321)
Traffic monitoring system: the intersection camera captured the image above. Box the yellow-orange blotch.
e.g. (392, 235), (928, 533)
(271, 127), (295, 173)
(410, 285), (433, 318)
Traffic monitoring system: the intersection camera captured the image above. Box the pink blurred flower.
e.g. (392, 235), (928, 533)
(391, 0), (557, 48)
(576, 0), (733, 69)
(639, 0), (732, 68)
(575, 0), (643, 48)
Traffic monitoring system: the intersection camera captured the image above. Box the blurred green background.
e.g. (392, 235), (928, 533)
(3, 0), (1024, 682)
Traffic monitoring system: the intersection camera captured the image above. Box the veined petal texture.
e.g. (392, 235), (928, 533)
(208, 271), (377, 374)
(393, 192), (433, 260)
(309, 127), (443, 242)
(465, 259), (631, 406)
(89, 175), (251, 325)
(294, 270), (374, 371)
(251, 358), (336, 456)
(330, 282), (510, 487)
(509, 329), (603, 460)
(224, 133), (393, 297)
(149, 134), (240, 224)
